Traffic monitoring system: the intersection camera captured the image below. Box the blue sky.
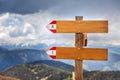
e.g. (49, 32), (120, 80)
(0, 0), (120, 71)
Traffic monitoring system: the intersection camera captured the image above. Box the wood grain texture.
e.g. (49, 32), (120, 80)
(75, 16), (83, 80)
(56, 20), (108, 33)
(56, 47), (108, 60)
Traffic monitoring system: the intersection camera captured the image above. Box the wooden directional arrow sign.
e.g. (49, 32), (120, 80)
(47, 47), (108, 60)
(47, 20), (108, 33)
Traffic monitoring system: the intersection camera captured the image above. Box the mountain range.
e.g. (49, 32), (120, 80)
(0, 46), (120, 71)
(1, 61), (73, 80)
(0, 47), (49, 71)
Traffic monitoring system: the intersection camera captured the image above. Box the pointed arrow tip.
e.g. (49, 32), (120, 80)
(50, 20), (56, 24)
(50, 30), (56, 33)
(49, 55), (56, 59)
(50, 47), (56, 50)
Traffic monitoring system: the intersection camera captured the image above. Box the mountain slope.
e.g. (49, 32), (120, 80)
(2, 63), (120, 80)
(84, 71), (120, 80)
(2, 63), (72, 80)
(0, 47), (49, 71)
(30, 60), (74, 72)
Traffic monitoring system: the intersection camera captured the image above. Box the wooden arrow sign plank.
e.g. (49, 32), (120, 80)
(47, 47), (108, 60)
(47, 20), (108, 33)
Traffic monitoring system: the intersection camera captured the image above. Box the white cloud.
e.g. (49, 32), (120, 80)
(0, 33), (9, 39)
(113, 61), (120, 70)
(0, 13), (9, 24)
(0, 12), (77, 47)
(83, 64), (90, 71)
(0, 12), (120, 47)
(41, 39), (56, 46)
(0, 12), (68, 46)
(102, 66), (111, 71)
(87, 13), (120, 47)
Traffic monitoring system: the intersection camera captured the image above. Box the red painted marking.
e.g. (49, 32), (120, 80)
(50, 47), (56, 50)
(49, 55), (56, 59)
(50, 29), (56, 33)
(50, 21), (56, 24)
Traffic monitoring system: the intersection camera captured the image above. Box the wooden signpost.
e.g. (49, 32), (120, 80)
(46, 16), (108, 80)
(47, 47), (108, 60)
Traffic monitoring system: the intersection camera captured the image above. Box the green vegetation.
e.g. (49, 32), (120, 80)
(64, 77), (72, 80)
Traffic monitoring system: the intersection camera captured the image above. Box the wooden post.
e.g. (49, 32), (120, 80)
(75, 16), (84, 80)
(72, 72), (75, 80)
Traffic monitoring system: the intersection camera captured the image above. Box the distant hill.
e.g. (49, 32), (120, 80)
(2, 63), (72, 80)
(84, 71), (120, 80)
(30, 60), (74, 72)
(0, 47), (49, 71)
(1, 61), (120, 80)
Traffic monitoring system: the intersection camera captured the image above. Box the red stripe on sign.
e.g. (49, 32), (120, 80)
(50, 21), (56, 24)
(50, 47), (56, 50)
(50, 30), (56, 33)
(49, 55), (56, 59)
